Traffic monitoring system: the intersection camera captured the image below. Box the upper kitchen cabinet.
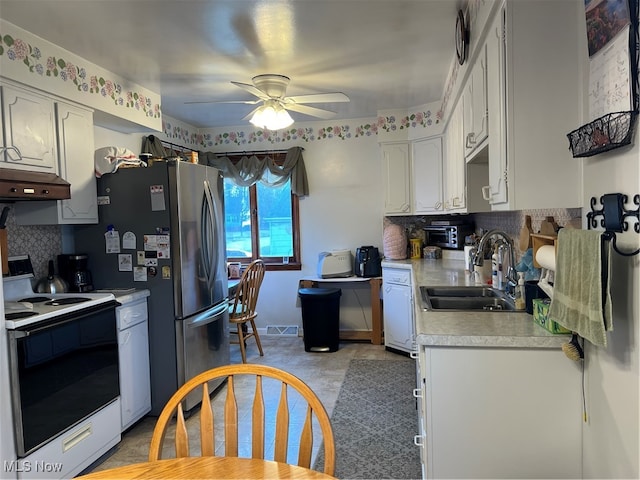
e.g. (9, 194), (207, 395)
(0, 84), (57, 172)
(14, 101), (98, 225)
(411, 137), (443, 215)
(382, 142), (411, 214)
(382, 138), (444, 216)
(463, 45), (488, 159)
(479, 0), (582, 210)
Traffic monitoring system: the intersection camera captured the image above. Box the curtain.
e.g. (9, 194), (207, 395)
(201, 146), (309, 197)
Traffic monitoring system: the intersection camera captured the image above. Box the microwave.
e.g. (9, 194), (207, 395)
(423, 224), (474, 249)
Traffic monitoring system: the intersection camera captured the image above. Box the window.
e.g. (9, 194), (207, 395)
(224, 175), (301, 271)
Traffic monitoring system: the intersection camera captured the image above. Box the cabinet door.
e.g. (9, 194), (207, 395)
(412, 137), (443, 214)
(485, 7), (508, 206)
(463, 47), (488, 158)
(56, 103), (98, 222)
(382, 143), (411, 215)
(118, 320), (151, 431)
(383, 282), (413, 352)
(445, 100), (466, 211)
(1, 85), (57, 171)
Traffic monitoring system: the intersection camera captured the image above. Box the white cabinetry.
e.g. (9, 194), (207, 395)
(382, 143), (411, 214)
(14, 102), (98, 224)
(415, 345), (581, 479)
(382, 267), (414, 353)
(382, 138), (443, 216)
(463, 45), (488, 158)
(444, 100), (466, 212)
(0, 84), (57, 172)
(482, 0), (581, 209)
(116, 293), (151, 431)
(411, 137), (443, 214)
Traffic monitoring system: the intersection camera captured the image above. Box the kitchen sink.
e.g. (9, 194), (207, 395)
(420, 285), (520, 312)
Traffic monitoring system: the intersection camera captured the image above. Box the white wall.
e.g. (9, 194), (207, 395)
(263, 133), (384, 331)
(576, 3), (639, 477)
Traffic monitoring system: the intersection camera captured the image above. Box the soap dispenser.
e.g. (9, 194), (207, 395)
(514, 272), (526, 310)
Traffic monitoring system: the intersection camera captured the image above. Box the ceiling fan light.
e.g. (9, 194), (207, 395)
(250, 100), (294, 130)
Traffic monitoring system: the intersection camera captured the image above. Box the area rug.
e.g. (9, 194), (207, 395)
(314, 358), (422, 479)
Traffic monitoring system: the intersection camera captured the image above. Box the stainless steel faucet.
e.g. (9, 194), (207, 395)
(473, 229), (518, 292)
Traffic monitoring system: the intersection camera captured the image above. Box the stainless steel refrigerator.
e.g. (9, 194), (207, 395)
(74, 160), (229, 414)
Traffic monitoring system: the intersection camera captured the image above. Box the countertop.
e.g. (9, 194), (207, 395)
(381, 257), (569, 349)
(96, 288), (150, 305)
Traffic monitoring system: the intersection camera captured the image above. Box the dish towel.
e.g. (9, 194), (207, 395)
(548, 229), (612, 347)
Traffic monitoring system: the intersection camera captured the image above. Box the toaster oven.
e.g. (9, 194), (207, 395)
(423, 224), (474, 249)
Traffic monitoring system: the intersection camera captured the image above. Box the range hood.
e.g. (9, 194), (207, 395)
(0, 169), (71, 201)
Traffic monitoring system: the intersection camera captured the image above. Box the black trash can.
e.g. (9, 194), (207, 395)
(298, 287), (342, 352)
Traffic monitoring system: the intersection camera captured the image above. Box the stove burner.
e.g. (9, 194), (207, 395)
(18, 296), (52, 303)
(44, 297), (91, 306)
(5, 311), (39, 320)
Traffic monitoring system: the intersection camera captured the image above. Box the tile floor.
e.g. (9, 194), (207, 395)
(88, 335), (401, 474)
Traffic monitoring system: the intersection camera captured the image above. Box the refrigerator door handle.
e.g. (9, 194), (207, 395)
(202, 179), (218, 290)
(184, 302), (228, 328)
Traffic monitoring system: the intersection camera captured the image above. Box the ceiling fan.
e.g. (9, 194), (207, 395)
(186, 74), (350, 129)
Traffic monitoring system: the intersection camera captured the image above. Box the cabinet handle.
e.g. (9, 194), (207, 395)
(414, 435), (424, 447)
(466, 132), (476, 148)
(409, 350), (418, 359)
(434, 201), (442, 210)
(482, 185), (492, 201)
(413, 388), (423, 399)
(402, 204), (410, 212)
(452, 196), (461, 207)
(0, 145), (23, 162)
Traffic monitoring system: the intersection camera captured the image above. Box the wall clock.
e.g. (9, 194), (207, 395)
(455, 9), (468, 65)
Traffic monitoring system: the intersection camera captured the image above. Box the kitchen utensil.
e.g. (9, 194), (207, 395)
(35, 260), (69, 294)
(518, 215), (533, 251)
(540, 216), (558, 235)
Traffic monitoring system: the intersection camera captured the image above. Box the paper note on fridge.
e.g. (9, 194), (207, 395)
(105, 230), (120, 254)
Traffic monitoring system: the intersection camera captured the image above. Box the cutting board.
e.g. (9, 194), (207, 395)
(518, 215), (533, 251)
(540, 216), (558, 236)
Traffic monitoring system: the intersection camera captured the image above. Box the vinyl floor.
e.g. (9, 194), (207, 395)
(87, 336), (402, 474)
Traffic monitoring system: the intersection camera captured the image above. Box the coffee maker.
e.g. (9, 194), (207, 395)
(57, 254), (94, 292)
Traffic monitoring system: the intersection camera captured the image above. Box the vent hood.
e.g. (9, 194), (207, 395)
(0, 169), (71, 201)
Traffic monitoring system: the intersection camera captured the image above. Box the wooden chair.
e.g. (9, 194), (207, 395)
(229, 259), (265, 363)
(148, 364), (336, 476)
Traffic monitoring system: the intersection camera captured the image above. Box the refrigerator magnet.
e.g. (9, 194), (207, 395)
(105, 230), (120, 254)
(122, 231), (136, 250)
(133, 266), (147, 282)
(150, 185), (166, 211)
(162, 265), (171, 279)
(118, 254), (133, 272)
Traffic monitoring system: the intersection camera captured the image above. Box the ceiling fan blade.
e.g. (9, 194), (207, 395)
(285, 92), (350, 104)
(285, 103), (337, 120)
(230, 81), (270, 100)
(184, 99), (261, 105)
(241, 105), (263, 121)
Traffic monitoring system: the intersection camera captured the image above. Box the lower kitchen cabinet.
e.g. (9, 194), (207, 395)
(116, 291), (151, 431)
(382, 267), (414, 353)
(415, 345), (581, 479)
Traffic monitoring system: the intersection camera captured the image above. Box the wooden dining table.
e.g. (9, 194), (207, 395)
(77, 456), (336, 479)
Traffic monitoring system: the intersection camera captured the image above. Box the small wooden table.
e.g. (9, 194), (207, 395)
(77, 456), (335, 479)
(300, 276), (383, 345)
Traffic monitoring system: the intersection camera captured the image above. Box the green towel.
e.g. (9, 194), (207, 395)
(548, 229), (612, 347)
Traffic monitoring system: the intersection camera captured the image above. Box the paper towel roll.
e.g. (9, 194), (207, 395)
(535, 245), (556, 271)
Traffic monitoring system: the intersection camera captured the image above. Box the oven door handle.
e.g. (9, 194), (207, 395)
(11, 300), (120, 336)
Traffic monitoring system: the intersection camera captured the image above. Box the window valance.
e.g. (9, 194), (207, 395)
(202, 146), (309, 197)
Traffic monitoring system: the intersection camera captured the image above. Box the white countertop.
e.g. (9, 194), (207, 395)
(382, 257), (569, 349)
(96, 288), (150, 305)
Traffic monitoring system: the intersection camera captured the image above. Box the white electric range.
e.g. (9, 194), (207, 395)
(2, 256), (121, 479)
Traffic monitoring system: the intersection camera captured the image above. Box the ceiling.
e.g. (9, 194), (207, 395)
(0, 0), (462, 129)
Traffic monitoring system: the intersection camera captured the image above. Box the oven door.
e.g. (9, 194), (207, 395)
(7, 301), (120, 457)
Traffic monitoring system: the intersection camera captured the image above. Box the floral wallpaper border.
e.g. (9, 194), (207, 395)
(0, 31), (161, 119)
(164, 110), (442, 150)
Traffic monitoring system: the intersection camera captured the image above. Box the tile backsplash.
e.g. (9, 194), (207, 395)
(384, 207), (583, 258)
(0, 203), (63, 279)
